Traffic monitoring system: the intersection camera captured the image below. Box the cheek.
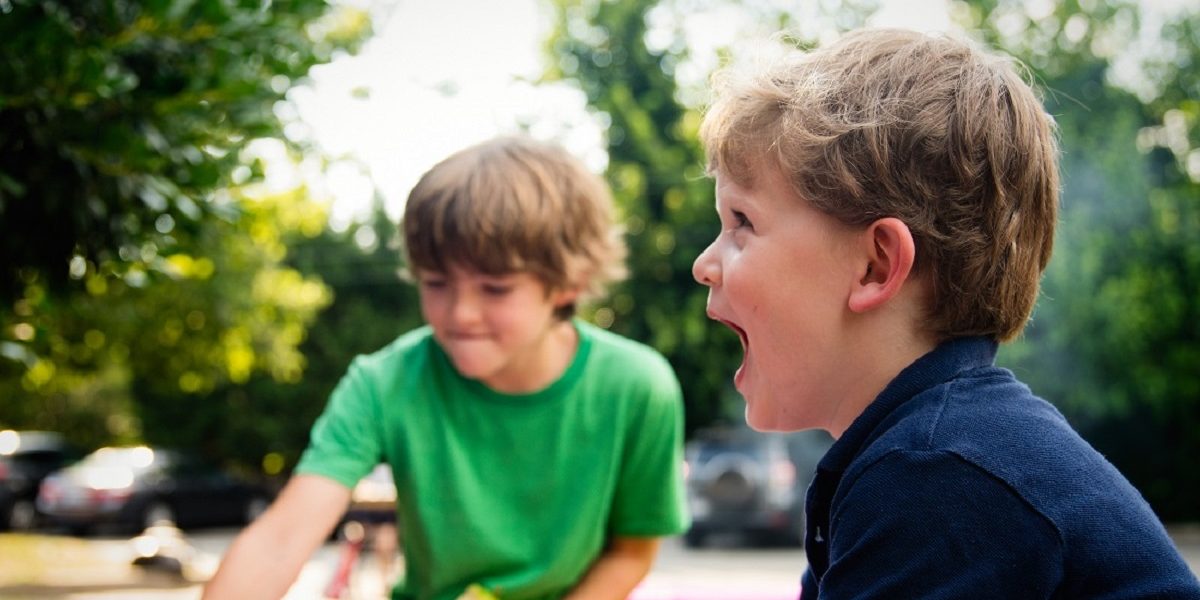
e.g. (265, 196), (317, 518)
(723, 259), (772, 313)
(485, 298), (533, 329)
(418, 294), (444, 323)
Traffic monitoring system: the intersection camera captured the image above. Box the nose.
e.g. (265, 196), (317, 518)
(692, 241), (720, 287)
(448, 289), (482, 326)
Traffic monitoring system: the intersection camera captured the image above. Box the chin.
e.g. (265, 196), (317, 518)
(449, 358), (494, 381)
(745, 394), (815, 432)
(744, 404), (783, 432)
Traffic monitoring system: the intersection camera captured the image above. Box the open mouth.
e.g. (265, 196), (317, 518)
(718, 318), (748, 350)
(714, 316), (750, 391)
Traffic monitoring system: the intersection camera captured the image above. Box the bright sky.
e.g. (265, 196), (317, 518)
(288, 0), (955, 231)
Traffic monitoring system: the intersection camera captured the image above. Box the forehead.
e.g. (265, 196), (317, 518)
(419, 262), (508, 278)
(714, 164), (799, 208)
(417, 263), (548, 285)
(715, 165), (863, 249)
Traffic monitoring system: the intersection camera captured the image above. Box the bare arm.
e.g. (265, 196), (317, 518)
(563, 536), (661, 600)
(202, 474), (351, 599)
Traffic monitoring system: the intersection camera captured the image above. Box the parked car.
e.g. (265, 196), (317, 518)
(683, 425), (833, 548)
(37, 445), (271, 535)
(0, 430), (81, 531)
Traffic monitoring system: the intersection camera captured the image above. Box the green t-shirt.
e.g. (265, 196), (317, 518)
(295, 320), (690, 600)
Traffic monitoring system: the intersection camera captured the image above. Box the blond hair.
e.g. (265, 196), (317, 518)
(701, 28), (1059, 342)
(402, 135), (626, 318)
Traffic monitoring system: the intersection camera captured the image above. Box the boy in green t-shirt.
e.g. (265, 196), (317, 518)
(205, 136), (690, 600)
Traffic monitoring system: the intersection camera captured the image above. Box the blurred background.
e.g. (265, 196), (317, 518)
(1, 0), (1198, 596)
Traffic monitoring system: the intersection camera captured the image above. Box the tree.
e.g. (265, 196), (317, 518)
(0, 0), (369, 299)
(0, 175), (334, 457)
(0, 0), (373, 464)
(212, 203), (425, 474)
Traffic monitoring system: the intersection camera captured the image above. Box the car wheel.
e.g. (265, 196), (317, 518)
(244, 496), (269, 524)
(683, 526), (707, 549)
(7, 499), (37, 531)
(142, 500), (176, 529)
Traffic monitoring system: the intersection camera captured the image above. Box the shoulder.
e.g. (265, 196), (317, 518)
(822, 447), (1066, 598)
(579, 321), (676, 379)
(349, 326), (436, 376)
(862, 365), (1080, 468)
(834, 368), (1200, 597)
(848, 364), (1158, 539)
(835, 447), (1063, 543)
(577, 321), (680, 395)
(927, 367), (1125, 498)
(831, 372), (1071, 555)
(331, 327), (438, 400)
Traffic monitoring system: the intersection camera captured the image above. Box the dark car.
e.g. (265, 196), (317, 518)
(36, 446), (271, 535)
(683, 425), (833, 548)
(0, 430), (81, 531)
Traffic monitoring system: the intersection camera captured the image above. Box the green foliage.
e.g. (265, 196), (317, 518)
(0, 0), (372, 469)
(119, 202), (423, 476)
(216, 205), (423, 474)
(0, 0), (369, 298)
(0, 182), (333, 457)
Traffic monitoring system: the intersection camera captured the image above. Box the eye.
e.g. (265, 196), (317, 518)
(419, 277), (447, 290)
(482, 283), (513, 296)
(731, 209), (753, 231)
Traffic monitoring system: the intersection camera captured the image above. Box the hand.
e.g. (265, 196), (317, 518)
(456, 583), (500, 600)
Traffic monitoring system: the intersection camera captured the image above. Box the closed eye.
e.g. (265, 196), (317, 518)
(482, 283), (513, 296)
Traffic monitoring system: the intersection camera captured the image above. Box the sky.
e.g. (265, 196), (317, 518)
(283, 0), (956, 231)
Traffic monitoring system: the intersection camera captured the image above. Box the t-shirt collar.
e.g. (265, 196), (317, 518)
(430, 318), (592, 403)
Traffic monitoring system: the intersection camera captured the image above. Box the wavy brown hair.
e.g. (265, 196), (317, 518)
(701, 28), (1059, 342)
(402, 135), (627, 319)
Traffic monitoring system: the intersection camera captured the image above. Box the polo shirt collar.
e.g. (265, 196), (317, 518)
(818, 336), (998, 473)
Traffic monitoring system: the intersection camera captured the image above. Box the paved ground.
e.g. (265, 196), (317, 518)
(1, 525), (1198, 599)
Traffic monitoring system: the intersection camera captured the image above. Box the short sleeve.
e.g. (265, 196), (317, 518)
(608, 359), (690, 537)
(294, 356), (386, 489)
(817, 450), (1063, 599)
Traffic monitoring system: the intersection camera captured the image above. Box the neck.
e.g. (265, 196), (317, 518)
(825, 298), (939, 439)
(484, 320), (579, 394)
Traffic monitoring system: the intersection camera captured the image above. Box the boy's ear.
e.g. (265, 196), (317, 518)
(847, 217), (917, 313)
(551, 285), (582, 308)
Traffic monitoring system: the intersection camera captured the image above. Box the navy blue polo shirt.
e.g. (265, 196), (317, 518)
(801, 337), (1200, 599)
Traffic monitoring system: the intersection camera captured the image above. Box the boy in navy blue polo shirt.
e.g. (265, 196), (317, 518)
(692, 28), (1200, 598)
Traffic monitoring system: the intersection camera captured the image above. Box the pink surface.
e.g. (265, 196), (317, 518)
(630, 580), (799, 600)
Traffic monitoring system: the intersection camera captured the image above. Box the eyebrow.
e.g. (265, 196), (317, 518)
(717, 184), (756, 210)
